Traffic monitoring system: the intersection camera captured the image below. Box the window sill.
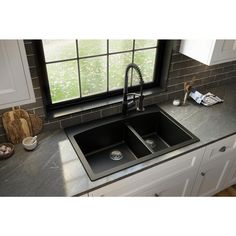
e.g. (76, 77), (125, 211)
(47, 87), (166, 120)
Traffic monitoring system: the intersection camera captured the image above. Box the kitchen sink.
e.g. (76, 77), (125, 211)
(66, 106), (199, 181)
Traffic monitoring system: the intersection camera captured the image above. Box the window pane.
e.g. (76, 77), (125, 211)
(109, 52), (132, 90)
(109, 40), (133, 53)
(80, 56), (107, 96)
(43, 40), (76, 62)
(133, 49), (156, 85)
(78, 40), (107, 57)
(135, 40), (157, 49)
(46, 61), (80, 103)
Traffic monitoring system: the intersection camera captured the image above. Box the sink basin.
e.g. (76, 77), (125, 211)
(129, 112), (193, 152)
(73, 121), (151, 174)
(66, 106), (199, 181)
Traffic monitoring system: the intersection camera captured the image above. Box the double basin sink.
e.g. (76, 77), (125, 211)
(66, 106), (199, 181)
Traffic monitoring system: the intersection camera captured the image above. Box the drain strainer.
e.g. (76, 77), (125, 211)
(145, 139), (157, 149)
(110, 150), (123, 161)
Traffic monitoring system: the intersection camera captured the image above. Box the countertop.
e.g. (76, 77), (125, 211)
(1, 81), (236, 196)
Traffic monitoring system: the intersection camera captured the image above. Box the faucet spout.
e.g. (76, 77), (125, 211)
(122, 63), (145, 115)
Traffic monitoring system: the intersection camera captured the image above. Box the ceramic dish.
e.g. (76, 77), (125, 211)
(22, 136), (38, 151)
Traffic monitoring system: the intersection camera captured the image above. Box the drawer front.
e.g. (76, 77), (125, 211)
(203, 135), (236, 163)
(89, 148), (204, 197)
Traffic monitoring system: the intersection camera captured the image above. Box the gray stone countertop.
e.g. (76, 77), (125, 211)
(1, 81), (236, 196)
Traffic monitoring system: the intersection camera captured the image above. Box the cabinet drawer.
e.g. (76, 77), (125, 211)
(89, 148), (204, 197)
(203, 135), (236, 163)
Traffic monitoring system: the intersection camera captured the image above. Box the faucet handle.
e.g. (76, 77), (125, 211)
(127, 93), (140, 99)
(126, 92), (145, 112)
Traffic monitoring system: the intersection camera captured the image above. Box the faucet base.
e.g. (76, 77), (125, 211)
(137, 107), (145, 112)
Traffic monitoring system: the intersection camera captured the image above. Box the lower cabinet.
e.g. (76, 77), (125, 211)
(191, 157), (232, 196)
(224, 151), (236, 188)
(86, 134), (236, 197)
(191, 135), (236, 196)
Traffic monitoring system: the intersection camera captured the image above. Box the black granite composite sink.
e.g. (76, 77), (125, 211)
(66, 106), (199, 181)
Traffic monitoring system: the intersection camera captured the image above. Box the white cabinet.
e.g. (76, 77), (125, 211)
(88, 148), (204, 197)
(179, 40), (236, 66)
(0, 40), (35, 109)
(191, 156), (232, 196)
(223, 137), (236, 188)
(225, 155), (236, 187)
(191, 135), (236, 196)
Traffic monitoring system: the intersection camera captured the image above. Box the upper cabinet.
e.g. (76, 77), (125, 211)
(179, 40), (236, 66)
(0, 40), (35, 109)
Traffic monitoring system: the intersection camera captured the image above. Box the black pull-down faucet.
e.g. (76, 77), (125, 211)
(122, 63), (145, 115)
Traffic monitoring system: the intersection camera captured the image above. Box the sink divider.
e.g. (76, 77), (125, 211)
(85, 142), (124, 157)
(126, 124), (155, 154)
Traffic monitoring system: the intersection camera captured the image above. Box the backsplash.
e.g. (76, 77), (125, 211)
(0, 40), (236, 142)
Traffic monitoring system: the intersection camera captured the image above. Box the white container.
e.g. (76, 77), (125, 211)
(22, 136), (38, 151)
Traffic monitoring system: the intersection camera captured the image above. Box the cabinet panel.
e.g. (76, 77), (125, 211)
(180, 40), (236, 66)
(128, 170), (196, 197)
(191, 157), (232, 196)
(211, 40), (236, 64)
(191, 135), (236, 196)
(0, 40), (35, 109)
(224, 150), (236, 187)
(179, 40), (214, 65)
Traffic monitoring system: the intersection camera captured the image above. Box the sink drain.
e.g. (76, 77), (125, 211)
(110, 150), (123, 161)
(145, 139), (157, 149)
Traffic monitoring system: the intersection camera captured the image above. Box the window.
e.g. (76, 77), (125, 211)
(39, 40), (167, 111)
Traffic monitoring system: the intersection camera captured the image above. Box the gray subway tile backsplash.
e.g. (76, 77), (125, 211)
(60, 115), (82, 128)
(81, 110), (102, 123)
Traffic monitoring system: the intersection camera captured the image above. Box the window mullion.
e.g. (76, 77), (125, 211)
(76, 40), (82, 98)
(107, 39), (109, 92)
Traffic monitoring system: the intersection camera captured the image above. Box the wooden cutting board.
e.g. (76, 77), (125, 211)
(29, 114), (43, 135)
(2, 107), (34, 144)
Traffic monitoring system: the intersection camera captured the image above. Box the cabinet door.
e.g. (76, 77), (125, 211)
(211, 40), (236, 64)
(0, 40), (35, 109)
(179, 40), (214, 65)
(224, 150), (236, 187)
(126, 170), (196, 197)
(191, 157), (232, 196)
(180, 40), (236, 66)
